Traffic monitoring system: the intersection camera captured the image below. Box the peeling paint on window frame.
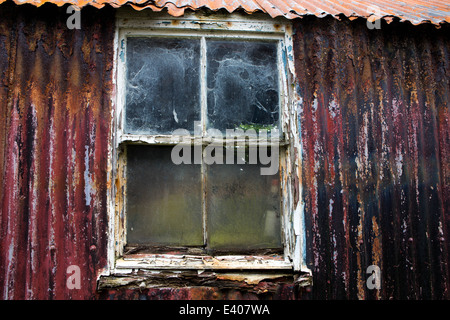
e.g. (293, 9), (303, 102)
(103, 9), (310, 280)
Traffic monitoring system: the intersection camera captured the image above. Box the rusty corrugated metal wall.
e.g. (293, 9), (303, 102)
(0, 3), (114, 299)
(0, 2), (449, 300)
(294, 16), (450, 299)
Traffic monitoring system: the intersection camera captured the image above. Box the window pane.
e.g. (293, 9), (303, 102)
(126, 145), (203, 246)
(206, 40), (279, 132)
(125, 38), (201, 135)
(206, 147), (281, 250)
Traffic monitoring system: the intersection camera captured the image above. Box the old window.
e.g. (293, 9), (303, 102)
(125, 36), (281, 250)
(107, 10), (307, 273)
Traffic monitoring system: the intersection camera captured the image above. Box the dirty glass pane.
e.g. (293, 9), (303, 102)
(125, 37), (201, 135)
(206, 40), (279, 132)
(206, 147), (281, 250)
(126, 145), (203, 246)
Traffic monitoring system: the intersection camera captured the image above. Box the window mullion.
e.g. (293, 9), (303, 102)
(200, 36), (208, 246)
(200, 36), (207, 134)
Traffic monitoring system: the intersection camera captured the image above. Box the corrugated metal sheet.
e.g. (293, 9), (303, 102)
(0, 3), (115, 299)
(98, 284), (310, 299)
(294, 16), (450, 299)
(0, 0), (449, 25)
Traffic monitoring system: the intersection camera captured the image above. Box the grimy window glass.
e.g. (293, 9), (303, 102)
(125, 38), (201, 135)
(206, 148), (281, 250)
(126, 145), (203, 245)
(123, 36), (282, 251)
(206, 40), (279, 132)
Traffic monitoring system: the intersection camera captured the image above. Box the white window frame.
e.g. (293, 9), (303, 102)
(106, 8), (309, 275)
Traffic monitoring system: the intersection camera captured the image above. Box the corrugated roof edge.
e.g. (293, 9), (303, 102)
(0, 0), (448, 27)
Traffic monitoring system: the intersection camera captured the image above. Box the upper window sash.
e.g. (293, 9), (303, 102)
(116, 13), (291, 148)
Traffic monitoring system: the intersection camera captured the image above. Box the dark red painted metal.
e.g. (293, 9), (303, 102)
(0, 2), (449, 300)
(294, 16), (450, 299)
(0, 3), (115, 299)
(98, 285), (308, 300)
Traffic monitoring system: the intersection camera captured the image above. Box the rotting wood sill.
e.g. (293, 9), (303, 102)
(114, 252), (293, 270)
(97, 269), (312, 293)
(97, 252), (312, 292)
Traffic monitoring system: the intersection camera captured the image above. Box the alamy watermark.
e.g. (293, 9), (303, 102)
(366, 265), (381, 290)
(170, 121), (280, 176)
(366, 5), (382, 30)
(66, 5), (81, 30)
(66, 265), (81, 290)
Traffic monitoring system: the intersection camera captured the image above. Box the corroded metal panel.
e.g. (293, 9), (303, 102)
(293, 16), (449, 299)
(98, 285), (310, 300)
(0, 3), (115, 299)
